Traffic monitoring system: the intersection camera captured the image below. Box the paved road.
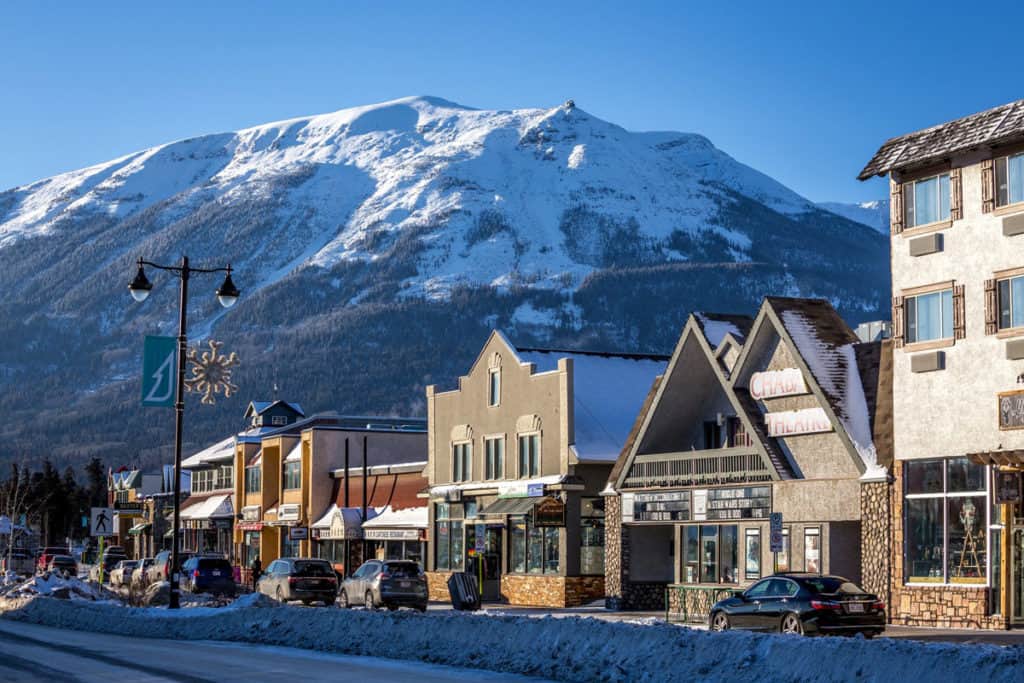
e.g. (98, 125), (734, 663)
(0, 620), (549, 683)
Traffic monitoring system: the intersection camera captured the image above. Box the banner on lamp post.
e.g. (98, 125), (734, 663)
(141, 336), (177, 407)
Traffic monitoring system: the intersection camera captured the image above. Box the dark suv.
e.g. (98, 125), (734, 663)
(182, 557), (236, 596)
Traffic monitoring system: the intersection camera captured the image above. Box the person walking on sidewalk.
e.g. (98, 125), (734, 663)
(250, 556), (261, 592)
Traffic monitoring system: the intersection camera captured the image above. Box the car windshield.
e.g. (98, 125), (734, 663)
(384, 562), (419, 578)
(801, 577), (865, 595)
(293, 561), (333, 577)
(52, 556), (74, 563)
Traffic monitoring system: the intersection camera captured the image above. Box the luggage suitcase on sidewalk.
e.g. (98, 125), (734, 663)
(447, 571), (481, 611)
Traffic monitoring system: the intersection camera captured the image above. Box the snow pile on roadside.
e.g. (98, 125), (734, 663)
(3, 598), (1022, 683)
(0, 573), (116, 602)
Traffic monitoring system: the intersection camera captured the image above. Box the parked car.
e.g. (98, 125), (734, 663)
(89, 552), (127, 583)
(339, 559), (427, 612)
(109, 560), (139, 587)
(47, 555), (78, 578)
(258, 558), (338, 606)
(131, 558), (155, 588)
(708, 573), (885, 637)
(148, 550), (197, 585)
(182, 556), (236, 597)
(36, 546), (67, 573)
(2, 551), (34, 576)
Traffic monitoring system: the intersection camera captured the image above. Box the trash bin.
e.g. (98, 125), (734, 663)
(447, 571), (481, 611)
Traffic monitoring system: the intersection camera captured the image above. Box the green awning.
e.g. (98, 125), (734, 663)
(129, 523), (151, 536)
(478, 497), (539, 516)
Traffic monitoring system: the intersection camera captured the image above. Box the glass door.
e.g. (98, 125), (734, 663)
(1013, 527), (1024, 623)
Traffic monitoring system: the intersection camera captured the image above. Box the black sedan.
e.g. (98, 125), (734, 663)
(708, 573), (885, 637)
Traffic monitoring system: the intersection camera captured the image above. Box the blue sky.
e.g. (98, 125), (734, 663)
(2, 1), (1021, 202)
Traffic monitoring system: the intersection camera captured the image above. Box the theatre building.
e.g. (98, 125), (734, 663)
(860, 98), (1024, 628)
(605, 299), (893, 611)
(425, 331), (667, 607)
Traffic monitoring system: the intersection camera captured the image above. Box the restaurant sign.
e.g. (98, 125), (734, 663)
(750, 368), (808, 401)
(765, 407), (832, 437)
(998, 390), (1024, 431)
(533, 498), (566, 527)
(995, 471), (1022, 505)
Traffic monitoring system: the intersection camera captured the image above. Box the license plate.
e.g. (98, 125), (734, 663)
(847, 603), (864, 613)
(212, 571), (221, 576)
(400, 581), (411, 588)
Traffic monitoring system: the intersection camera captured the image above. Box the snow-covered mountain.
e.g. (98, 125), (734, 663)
(0, 96), (890, 469)
(818, 200), (890, 234)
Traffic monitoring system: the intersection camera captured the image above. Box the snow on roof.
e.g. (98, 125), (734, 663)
(429, 474), (566, 498)
(362, 505), (428, 530)
(310, 504), (372, 530)
(180, 493), (233, 520)
(283, 443), (302, 463)
(517, 349), (667, 462)
(694, 312), (754, 348)
(182, 436), (235, 469)
(248, 400), (305, 416)
(778, 307), (886, 479)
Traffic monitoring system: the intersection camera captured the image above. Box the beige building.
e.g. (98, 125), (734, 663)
(425, 331), (668, 607)
(861, 98), (1024, 628)
(606, 300), (892, 614)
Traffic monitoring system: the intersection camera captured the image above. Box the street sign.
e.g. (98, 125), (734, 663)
(90, 507), (115, 537)
(475, 523), (486, 553)
(141, 335), (177, 407)
(769, 512), (783, 552)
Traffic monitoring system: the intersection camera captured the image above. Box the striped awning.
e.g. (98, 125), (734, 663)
(478, 497), (539, 516)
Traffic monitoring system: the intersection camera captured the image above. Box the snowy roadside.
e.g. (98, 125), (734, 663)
(2, 589), (1022, 683)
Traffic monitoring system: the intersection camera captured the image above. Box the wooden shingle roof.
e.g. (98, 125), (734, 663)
(858, 98), (1024, 180)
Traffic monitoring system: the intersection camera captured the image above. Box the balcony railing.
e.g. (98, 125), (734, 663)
(622, 447), (771, 489)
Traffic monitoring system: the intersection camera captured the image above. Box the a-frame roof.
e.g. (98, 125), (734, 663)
(611, 313), (792, 490)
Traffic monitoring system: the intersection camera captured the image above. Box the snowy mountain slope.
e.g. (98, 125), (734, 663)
(0, 96), (890, 469)
(817, 200), (890, 234)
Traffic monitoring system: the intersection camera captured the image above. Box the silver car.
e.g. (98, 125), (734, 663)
(339, 560), (427, 611)
(257, 558), (338, 606)
(132, 558), (155, 588)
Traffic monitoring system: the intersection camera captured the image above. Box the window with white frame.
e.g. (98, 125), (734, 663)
(517, 433), (540, 478)
(998, 274), (1024, 330)
(905, 288), (953, 343)
(904, 457), (988, 585)
(283, 461), (301, 490)
(996, 152), (1024, 208)
(216, 464), (233, 489)
(488, 369), (501, 407)
(452, 442), (472, 482)
(271, 415), (288, 426)
(903, 173), (951, 227)
(484, 436), (504, 480)
(244, 466), (261, 494)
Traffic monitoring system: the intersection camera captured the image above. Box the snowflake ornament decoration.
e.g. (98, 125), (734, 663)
(184, 339), (240, 405)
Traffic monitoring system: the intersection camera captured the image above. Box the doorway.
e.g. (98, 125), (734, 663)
(1013, 526), (1024, 624)
(482, 527), (503, 601)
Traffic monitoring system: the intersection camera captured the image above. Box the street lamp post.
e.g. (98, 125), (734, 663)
(129, 255), (239, 609)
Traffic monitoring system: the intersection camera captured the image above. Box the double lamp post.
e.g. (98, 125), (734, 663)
(128, 256), (240, 609)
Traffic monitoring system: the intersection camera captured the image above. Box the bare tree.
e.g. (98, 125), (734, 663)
(0, 462), (50, 573)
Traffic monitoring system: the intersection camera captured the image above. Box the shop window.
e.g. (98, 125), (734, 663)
(905, 458), (988, 585)
(509, 514), (559, 575)
(452, 442), (472, 482)
(681, 524), (739, 584)
(774, 527), (790, 572)
(580, 498), (605, 575)
(244, 466), (261, 494)
(283, 461), (301, 490)
(803, 527), (821, 574)
(903, 173), (951, 227)
(745, 529), (761, 580)
(434, 503), (464, 571)
(484, 437), (505, 480)
(905, 288), (953, 343)
(995, 152), (1024, 208)
(216, 465), (233, 489)
(517, 433), (540, 478)
(488, 369), (501, 407)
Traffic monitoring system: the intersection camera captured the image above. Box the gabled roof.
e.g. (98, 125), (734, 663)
(694, 312), (754, 348)
(245, 400), (305, 418)
(858, 98), (1024, 179)
(182, 435), (235, 469)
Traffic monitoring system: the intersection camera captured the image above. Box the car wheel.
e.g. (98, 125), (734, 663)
(781, 613), (804, 635)
(276, 586), (286, 604)
(365, 590), (376, 610)
(302, 599), (312, 606)
(416, 604), (427, 613)
(711, 612), (731, 631)
(339, 589), (349, 608)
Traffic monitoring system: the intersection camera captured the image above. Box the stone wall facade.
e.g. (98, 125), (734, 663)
(889, 461), (1006, 629)
(426, 571), (454, 602)
(860, 479), (891, 606)
(426, 571), (604, 607)
(604, 493), (669, 610)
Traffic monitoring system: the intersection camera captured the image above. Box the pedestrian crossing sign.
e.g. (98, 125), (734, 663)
(90, 507), (115, 537)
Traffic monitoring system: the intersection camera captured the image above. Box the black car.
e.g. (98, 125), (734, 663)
(708, 573), (885, 637)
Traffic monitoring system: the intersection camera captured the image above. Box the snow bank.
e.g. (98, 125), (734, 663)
(0, 573), (113, 602)
(3, 598), (1021, 683)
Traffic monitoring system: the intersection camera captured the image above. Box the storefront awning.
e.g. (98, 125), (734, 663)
(236, 521), (263, 532)
(180, 494), (233, 521)
(363, 506), (427, 541)
(478, 497), (539, 516)
(312, 504), (365, 540)
(128, 523), (151, 536)
(967, 450), (1024, 467)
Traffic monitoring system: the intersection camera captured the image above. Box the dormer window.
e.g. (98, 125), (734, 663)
(488, 369), (501, 407)
(996, 152), (1024, 208)
(271, 415), (288, 426)
(904, 173), (950, 228)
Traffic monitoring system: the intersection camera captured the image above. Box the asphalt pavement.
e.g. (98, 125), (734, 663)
(0, 619), (549, 683)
